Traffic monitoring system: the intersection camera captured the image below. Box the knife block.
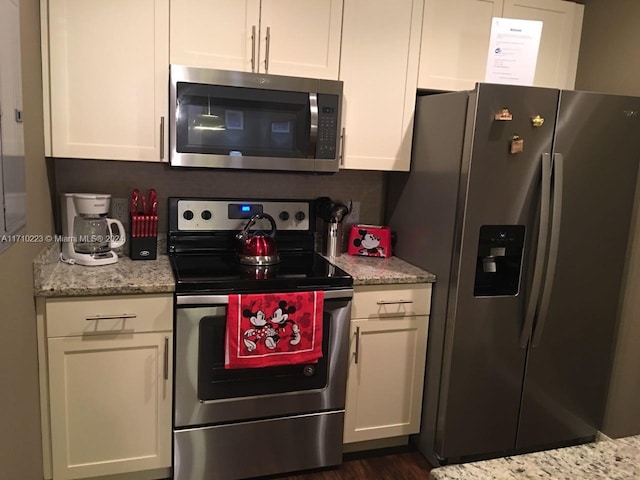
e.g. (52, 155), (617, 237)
(130, 235), (157, 260)
(129, 213), (157, 260)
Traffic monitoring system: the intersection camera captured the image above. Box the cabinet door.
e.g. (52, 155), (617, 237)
(48, 332), (172, 479)
(503, 0), (583, 88)
(46, 0), (169, 161)
(170, 0), (261, 72)
(339, 0), (423, 171)
(259, 0), (342, 79)
(418, 0), (504, 91)
(344, 316), (429, 443)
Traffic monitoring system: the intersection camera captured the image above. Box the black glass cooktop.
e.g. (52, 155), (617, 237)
(171, 251), (352, 294)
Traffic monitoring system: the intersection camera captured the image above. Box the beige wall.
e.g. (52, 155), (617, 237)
(575, 0), (640, 96)
(575, 0), (640, 438)
(0, 0), (52, 478)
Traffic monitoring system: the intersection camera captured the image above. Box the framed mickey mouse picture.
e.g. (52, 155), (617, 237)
(347, 224), (392, 258)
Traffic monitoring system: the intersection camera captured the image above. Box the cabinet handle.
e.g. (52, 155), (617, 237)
(251, 25), (257, 72)
(264, 26), (271, 73)
(164, 336), (169, 380)
(85, 313), (137, 321)
(354, 326), (361, 364)
(339, 127), (345, 166)
(160, 116), (165, 161)
(376, 299), (414, 305)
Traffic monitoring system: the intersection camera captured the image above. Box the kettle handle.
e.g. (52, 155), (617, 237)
(237, 213), (277, 241)
(107, 218), (126, 249)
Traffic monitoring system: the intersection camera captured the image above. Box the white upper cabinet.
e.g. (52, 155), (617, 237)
(419, 0), (504, 92)
(339, 0), (424, 171)
(170, 0), (343, 80)
(43, 0), (169, 161)
(503, 0), (583, 89)
(418, 0), (584, 91)
(170, 0), (261, 73)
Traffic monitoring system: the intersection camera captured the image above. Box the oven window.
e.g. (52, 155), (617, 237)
(176, 82), (311, 159)
(198, 311), (330, 401)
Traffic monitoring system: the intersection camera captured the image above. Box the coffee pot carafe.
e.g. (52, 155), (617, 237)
(61, 193), (126, 266)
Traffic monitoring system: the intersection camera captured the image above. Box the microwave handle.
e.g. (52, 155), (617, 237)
(308, 93), (318, 158)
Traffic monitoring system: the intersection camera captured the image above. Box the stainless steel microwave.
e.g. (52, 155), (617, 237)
(169, 65), (343, 174)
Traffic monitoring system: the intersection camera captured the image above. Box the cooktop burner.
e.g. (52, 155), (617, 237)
(171, 251), (351, 294)
(168, 197), (352, 294)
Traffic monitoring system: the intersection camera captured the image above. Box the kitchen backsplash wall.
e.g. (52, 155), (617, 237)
(52, 158), (386, 235)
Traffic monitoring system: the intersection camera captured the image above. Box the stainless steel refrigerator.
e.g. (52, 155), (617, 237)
(387, 83), (640, 466)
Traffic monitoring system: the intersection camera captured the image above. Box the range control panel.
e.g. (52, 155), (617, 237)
(176, 199), (311, 232)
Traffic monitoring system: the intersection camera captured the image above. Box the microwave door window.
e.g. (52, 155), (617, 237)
(175, 83), (311, 160)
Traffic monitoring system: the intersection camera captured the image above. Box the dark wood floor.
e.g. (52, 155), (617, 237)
(269, 446), (434, 480)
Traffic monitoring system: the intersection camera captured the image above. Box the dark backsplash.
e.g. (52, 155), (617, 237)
(51, 158), (387, 236)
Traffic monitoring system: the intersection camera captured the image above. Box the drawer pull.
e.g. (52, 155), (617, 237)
(376, 299), (413, 305)
(85, 313), (137, 321)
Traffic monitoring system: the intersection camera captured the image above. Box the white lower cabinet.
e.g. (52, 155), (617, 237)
(344, 284), (431, 443)
(37, 294), (173, 480)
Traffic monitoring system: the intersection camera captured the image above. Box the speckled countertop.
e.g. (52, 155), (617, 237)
(429, 435), (640, 480)
(33, 242), (435, 297)
(33, 243), (175, 297)
(326, 254), (436, 285)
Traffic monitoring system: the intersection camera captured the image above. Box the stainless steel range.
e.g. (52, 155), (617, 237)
(168, 197), (353, 480)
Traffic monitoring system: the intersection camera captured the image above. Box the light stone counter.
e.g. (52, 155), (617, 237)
(33, 243), (175, 297)
(429, 435), (640, 480)
(326, 254), (436, 285)
(34, 242), (435, 297)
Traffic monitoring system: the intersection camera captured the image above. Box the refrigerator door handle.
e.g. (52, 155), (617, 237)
(532, 153), (564, 348)
(520, 153), (553, 348)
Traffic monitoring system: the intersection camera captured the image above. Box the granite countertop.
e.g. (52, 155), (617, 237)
(429, 435), (640, 480)
(33, 243), (175, 297)
(326, 254), (436, 286)
(34, 242), (436, 297)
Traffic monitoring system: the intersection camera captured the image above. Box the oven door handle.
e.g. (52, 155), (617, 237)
(176, 289), (353, 305)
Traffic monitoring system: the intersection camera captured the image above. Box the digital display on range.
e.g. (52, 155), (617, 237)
(228, 203), (263, 219)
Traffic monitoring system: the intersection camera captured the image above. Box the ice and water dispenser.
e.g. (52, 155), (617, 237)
(474, 225), (525, 296)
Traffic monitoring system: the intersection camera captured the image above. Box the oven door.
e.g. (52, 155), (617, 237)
(174, 289), (352, 428)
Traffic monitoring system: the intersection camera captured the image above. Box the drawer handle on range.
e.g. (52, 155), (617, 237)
(376, 299), (413, 305)
(85, 313), (137, 321)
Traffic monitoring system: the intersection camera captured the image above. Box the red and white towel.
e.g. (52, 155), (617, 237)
(225, 291), (324, 369)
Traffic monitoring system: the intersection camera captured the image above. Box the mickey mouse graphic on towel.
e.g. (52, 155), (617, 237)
(353, 229), (385, 257)
(242, 301), (301, 352)
(225, 291), (324, 368)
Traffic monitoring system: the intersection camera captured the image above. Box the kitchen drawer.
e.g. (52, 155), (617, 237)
(352, 284), (432, 319)
(46, 294), (173, 338)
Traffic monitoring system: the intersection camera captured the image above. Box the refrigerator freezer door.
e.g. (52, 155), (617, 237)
(435, 84), (560, 461)
(517, 91), (640, 449)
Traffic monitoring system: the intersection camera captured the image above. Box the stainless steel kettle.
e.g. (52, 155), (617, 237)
(236, 213), (280, 265)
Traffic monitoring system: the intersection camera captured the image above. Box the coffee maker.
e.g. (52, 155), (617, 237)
(61, 193), (126, 266)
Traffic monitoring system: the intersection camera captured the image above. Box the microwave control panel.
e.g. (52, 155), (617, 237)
(316, 94), (340, 159)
